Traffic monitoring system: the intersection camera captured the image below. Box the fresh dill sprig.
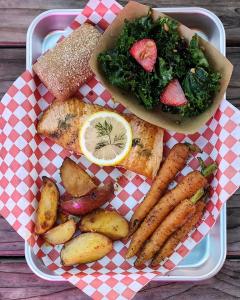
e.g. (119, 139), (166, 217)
(95, 141), (109, 151)
(94, 121), (126, 151)
(95, 120), (113, 137)
(114, 133), (125, 143)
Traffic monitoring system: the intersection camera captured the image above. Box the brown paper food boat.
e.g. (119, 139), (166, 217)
(90, 1), (233, 134)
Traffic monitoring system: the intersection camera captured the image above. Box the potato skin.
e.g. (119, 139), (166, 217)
(43, 219), (76, 245)
(60, 157), (96, 197)
(60, 182), (114, 215)
(60, 232), (112, 266)
(80, 209), (129, 240)
(35, 177), (59, 234)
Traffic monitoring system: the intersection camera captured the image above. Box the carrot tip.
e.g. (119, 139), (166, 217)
(134, 261), (145, 269)
(150, 263), (159, 269)
(125, 252), (133, 259)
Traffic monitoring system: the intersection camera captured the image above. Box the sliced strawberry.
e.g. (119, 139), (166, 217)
(160, 79), (188, 107)
(129, 39), (157, 72)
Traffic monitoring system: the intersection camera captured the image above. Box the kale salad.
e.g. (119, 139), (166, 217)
(98, 12), (221, 118)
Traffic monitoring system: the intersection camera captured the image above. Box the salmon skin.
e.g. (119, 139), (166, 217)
(37, 98), (164, 179)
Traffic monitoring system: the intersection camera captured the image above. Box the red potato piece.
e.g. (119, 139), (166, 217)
(160, 79), (188, 106)
(43, 219), (76, 245)
(60, 182), (114, 215)
(80, 209), (129, 240)
(60, 157), (96, 197)
(130, 39), (157, 72)
(35, 177), (59, 235)
(60, 232), (113, 266)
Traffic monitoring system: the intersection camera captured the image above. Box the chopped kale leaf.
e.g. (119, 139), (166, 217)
(98, 11), (221, 118)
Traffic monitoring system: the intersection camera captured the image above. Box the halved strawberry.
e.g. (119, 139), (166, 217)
(160, 79), (188, 106)
(129, 39), (157, 72)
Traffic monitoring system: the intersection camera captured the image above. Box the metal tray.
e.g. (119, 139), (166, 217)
(25, 8), (227, 282)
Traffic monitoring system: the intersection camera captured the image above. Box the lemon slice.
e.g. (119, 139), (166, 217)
(79, 111), (132, 166)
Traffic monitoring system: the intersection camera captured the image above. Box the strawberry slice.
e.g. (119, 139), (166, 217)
(129, 39), (157, 72)
(160, 79), (188, 107)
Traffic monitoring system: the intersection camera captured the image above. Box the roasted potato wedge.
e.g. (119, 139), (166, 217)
(43, 219), (76, 245)
(80, 209), (129, 240)
(60, 182), (114, 215)
(60, 157), (96, 197)
(61, 232), (112, 266)
(35, 177), (59, 234)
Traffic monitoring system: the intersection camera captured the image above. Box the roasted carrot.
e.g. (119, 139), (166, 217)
(134, 189), (204, 267)
(129, 143), (200, 235)
(126, 160), (217, 259)
(151, 199), (206, 267)
(125, 170), (207, 258)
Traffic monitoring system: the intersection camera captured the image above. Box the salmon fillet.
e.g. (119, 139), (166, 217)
(37, 98), (164, 179)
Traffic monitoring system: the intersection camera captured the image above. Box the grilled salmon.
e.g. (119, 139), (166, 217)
(37, 98), (164, 179)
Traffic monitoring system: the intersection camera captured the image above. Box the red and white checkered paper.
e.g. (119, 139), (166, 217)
(0, 0), (240, 299)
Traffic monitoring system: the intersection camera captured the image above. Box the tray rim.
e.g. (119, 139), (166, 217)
(25, 7), (227, 282)
(25, 204), (226, 282)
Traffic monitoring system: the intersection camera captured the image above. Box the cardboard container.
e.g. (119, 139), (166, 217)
(90, 1), (233, 133)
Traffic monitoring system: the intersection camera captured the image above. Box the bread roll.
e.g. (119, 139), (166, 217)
(33, 23), (101, 101)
